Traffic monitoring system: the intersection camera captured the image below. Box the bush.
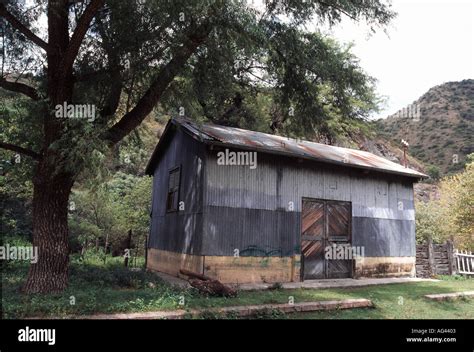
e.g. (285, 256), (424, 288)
(249, 308), (287, 319)
(69, 262), (163, 290)
(415, 201), (445, 244)
(426, 165), (440, 180)
(416, 155), (474, 249)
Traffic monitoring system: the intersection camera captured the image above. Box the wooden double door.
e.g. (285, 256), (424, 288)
(301, 198), (353, 280)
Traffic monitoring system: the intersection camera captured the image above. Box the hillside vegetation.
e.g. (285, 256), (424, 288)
(376, 79), (474, 176)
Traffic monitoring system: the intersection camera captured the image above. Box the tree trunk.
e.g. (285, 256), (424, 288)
(22, 164), (75, 294)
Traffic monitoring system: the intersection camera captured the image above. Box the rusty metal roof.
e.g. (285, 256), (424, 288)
(146, 118), (427, 179)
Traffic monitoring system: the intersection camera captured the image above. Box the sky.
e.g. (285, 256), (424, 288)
(319, 0), (474, 119)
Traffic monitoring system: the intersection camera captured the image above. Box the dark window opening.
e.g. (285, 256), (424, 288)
(166, 166), (181, 212)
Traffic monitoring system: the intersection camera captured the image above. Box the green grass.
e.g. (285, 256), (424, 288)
(1, 259), (189, 318)
(2, 260), (474, 319)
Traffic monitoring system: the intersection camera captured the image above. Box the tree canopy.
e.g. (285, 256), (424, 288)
(1, 0), (395, 159)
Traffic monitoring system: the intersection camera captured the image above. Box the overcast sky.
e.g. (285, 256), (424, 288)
(318, 0), (474, 119)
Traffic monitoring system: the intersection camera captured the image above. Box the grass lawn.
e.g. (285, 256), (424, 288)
(2, 259), (474, 319)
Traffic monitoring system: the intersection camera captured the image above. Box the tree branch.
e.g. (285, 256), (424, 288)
(0, 77), (40, 100)
(99, 69), (122, 119)
(103, 20), (213, 145)
(0, 142), (41, 160)
(317, 1), (358, 21)
(58, 0), (105, 82)
(0, 3), (50, 52)
(95, 16), (122, 121)
(74, 68), (111, 82)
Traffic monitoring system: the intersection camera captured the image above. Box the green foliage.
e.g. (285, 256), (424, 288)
(416, 155), (474, 249)
(1, 234), (31, 248)
(69, 172), (152, 257)
(426, 165), (440, 180)
(195, 310), (226, 320)
(1, 261), (191, 318)
(268, 282), (283, 290)
(415, 200), (446, 244)
(249, 308), (287, 320)
(1, 0), (395, 156)
(0, 93), (36, 241)
(169, 19), (382, 141)
(435, 275), (470, 281)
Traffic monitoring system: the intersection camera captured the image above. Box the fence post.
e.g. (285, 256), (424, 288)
(427, 237), (435, 276)
(461, 250), (466, 273)
(446, 240), (455, 275)
(471, 251), (474, 273)
(455, 249), (460, 274)
(471, 251), (473, 274)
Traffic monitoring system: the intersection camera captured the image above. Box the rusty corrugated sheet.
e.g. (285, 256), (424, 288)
(173, 118), (426, 179)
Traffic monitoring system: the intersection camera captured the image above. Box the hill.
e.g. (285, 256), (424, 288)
(374, 80), (474, 176)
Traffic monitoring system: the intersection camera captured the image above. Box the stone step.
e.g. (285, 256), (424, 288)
(424, 291), (474, 301)
(75, 298), (373, 319)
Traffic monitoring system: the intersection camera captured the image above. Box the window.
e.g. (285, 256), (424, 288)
(166, 166), (181, 212)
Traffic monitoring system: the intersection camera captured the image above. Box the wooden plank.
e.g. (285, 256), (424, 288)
(301, 199), (325, 280)
(301, 201), (324, 236)
(326, 201), (352, 279)
(302, 240), (325, 279)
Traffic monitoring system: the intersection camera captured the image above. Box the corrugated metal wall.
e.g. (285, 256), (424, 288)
(148, 133), (416, 259)
(203, 148), (416, 257)
(148, 128), (205, 255)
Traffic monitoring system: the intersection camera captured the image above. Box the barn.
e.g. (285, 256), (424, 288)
(145, 118), (427, 284)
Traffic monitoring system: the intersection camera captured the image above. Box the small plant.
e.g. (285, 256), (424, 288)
(249, 308), (287, 320)
(195, 310), (225, 320)
(268, 282), (283, 290)
(435, 275), (470, 281)
(225, 311), (240, 320)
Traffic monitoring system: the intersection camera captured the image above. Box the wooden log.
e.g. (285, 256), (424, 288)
(180, 269), (237, 297)
(188, 279), (237, 297)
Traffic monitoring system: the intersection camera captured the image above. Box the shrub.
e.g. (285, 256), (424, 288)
(426, 165), (440, 180)
(416, 155), (474, 249)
